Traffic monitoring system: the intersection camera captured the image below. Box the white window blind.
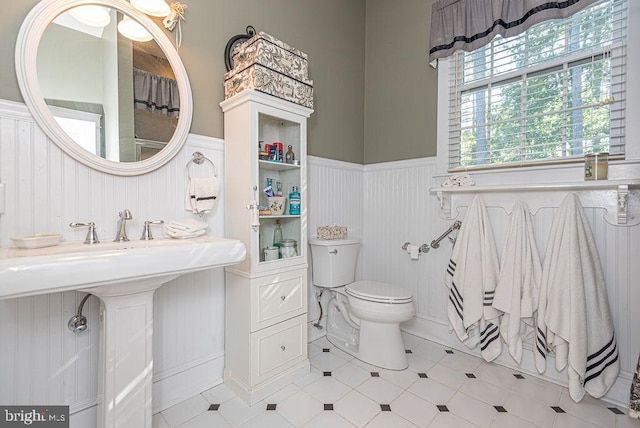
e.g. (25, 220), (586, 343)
(447, 0), (627, 171)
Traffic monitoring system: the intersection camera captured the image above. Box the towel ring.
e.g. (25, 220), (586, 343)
(187, 151), (217, 179)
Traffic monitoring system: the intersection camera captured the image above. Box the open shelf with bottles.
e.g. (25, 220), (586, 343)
(221, 89), (312, 274)
(257, 112), (304, 264)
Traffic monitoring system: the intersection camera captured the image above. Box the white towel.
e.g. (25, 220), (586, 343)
(493, 201), (541, 365)
(535, 193), (619, 402)
(163, 219), (208, 239)
(164, 229), (206, 239)
(445, 195), (502, 362)
(185, 177), (219, 215)
(165, 219), (209, 232)
(442, 174), (475, 187)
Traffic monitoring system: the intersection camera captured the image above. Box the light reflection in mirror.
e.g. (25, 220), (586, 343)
(37, 7), (179, 163)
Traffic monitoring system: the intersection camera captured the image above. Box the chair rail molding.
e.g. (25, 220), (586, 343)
(430, 180), (640, 226)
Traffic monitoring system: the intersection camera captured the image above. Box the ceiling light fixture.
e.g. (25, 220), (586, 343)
(117, 15), (153, 42)
(130, 0), (171, 17)
(68, 5), (111, 27)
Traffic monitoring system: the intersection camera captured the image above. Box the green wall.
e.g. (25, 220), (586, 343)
(1, 0), (437, 165)
(364, 0), (437, 163)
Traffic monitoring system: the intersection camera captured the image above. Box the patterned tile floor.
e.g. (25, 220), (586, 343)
(154, 333), (640, 427)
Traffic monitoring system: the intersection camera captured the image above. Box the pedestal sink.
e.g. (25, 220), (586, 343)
(0, 236), (246, 428)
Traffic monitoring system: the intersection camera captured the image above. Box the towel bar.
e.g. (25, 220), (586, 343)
(187, 151), (217, 179)
(430, 220), (462, 249)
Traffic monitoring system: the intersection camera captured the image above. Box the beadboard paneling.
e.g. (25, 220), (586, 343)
(310, 155), (640, 407)
(0, 100), (227, 416)
(362, 159), (447, 321)
(307, 156), (364, 335)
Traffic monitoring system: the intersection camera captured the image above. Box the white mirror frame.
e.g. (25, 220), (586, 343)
(15, 0), (193, 176)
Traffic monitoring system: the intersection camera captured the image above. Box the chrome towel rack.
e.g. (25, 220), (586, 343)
(430, 220), (462, 249)
(186, 151), (217, 179)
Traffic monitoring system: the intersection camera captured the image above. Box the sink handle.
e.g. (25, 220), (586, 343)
(70, 222), (100, 244)
(140, 220), (164, 240)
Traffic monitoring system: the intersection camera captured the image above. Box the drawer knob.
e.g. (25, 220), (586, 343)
(281, 345), (286, 351)
(329, 249), (338, 254)
(280, 295), (286, 301)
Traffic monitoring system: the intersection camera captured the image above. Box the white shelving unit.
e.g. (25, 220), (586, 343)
(220, 90), (313, 404)
(430, 179), (640, 226)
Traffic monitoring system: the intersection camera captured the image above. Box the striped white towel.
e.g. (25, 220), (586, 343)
(535, 193), (619, 402)
(445, 195), (502, 362)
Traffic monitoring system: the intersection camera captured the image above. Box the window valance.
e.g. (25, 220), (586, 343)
(429, 0), (599, 64)
(133, 68), (180, 118)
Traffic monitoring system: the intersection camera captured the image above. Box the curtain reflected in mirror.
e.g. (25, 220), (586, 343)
(37, 7), (179, 163)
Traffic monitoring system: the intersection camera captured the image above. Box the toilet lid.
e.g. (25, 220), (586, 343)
(345, 281), (413, 304)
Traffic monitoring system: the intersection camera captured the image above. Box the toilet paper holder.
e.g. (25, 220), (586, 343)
(402, 242), (429, 258)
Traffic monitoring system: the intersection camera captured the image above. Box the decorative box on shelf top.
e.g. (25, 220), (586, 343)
(224, 31), (314, 109)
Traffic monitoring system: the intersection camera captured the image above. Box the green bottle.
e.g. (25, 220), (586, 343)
(273, 220), (283, 249)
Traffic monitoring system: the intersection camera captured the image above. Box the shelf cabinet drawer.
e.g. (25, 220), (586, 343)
(251, 269), (306, 331)
(252, 315), (307, 383)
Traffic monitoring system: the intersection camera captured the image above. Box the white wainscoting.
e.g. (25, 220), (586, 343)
(1, 95), (638, 418)
(308, 155), (640, 408)
(0, 99), (227, 420)
(306, 156), (364, 341)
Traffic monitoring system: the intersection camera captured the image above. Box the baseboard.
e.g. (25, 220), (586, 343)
(224, 360), (310, 406)
(402, 315), (633, 409)
(152, 353), (225, 413)
(69, 404), (97, 428)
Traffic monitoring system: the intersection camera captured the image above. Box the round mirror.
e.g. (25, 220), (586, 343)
(15, 0), (193, 176)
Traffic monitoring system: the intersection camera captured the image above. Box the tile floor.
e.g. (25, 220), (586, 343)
(154, 333), (640, 428)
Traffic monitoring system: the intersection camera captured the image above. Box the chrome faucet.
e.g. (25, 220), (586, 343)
(114, 209), (133, 242)
(70, 222), (99, 244)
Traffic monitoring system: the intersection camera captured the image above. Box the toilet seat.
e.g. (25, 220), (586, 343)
(345, 280), (413, 304)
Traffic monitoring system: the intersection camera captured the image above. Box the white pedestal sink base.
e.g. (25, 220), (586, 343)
(0, 236), (246, 427)
(88, 276), (179, 428)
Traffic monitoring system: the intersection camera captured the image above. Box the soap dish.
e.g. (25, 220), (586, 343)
(10, 232), (61, 249)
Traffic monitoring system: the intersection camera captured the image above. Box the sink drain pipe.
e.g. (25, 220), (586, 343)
(68, 293), (94, 333)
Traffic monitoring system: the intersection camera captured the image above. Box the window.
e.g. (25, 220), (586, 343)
(49, 105), (102, 156)
(447, 0), (627, 171)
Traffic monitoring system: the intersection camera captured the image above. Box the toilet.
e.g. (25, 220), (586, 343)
(309, 238), (415, 370)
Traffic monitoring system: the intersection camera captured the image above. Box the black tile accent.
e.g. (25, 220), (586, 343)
(370, 372), (380, 377)
(513, 374), (526, 379)
(405, 349), (413, 354)
(551, 406), (565, 413)
(380, 404), (391, 412)
(445, 350), (454, 354)
(324, 404), (334, 411)
(323, 371), (332, 376)
(494, 406), (507, 413)
(418, 373), (428, 378)
(437, 405), (449, 412)
(323, 348), (330, 352)
(208, 404), (220, 411)
(608, 407), (625, 415)
(465, 373), (476, 378)
(266, 403), (277, 411)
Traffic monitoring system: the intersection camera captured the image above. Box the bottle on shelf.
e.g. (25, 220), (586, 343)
(289, 186), (300, 216)
(285, 145), (295, 164)
(273, 220), (283, 249)
(259, 141), (269, 160)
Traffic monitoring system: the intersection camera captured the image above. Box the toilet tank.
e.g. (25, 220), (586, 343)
(309, 238), (360, 287)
